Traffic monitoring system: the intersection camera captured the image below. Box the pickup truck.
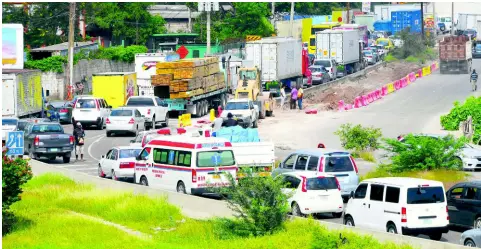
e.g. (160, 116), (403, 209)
(125, 96), (169, 130)
(23, 122), (74, 163)
(232, 142), (275, 177)
(221, 99), (259, 128)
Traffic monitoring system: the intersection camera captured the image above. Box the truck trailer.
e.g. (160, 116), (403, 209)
(2, 69), (43, 118)
(91, 72), (138, 108)
(439, 35), (472, 74)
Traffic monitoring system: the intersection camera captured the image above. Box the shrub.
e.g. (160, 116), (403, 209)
(334, 123), (383, 153)
(384, 53), (398, 62)
(216, 170), (290, 237)
(2, 150), (33, 235)
(440, 96), (481, 144)
(25, 55), (67, 73)
(382, 134), (465, 173)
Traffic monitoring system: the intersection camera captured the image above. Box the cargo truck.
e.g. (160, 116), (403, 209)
(92, 72), (138, 108)
(135, 53), (179, 97)
(316, 30), (365, 74)
(439, 35), (473, 74)
(2, 69), (43, 118)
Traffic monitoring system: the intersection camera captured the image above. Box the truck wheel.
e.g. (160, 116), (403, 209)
(62, 155), (71, 163)
(152, 116), (156, 129)
(195, 103), (201, 117)
(252, 120), (258, 128)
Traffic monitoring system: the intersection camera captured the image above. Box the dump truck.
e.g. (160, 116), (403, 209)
(2, 69), (43, 118)
(439, 35), (473, 74)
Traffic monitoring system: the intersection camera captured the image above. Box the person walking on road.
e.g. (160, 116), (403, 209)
(280, 85), (286, 110)
(73, 122), (85, 161)
(471, 69), (478, 91)
(290, 86), (298, 110)
(297, 86), (304, 110)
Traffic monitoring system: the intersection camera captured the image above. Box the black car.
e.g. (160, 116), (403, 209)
(447, 181), (481, 229)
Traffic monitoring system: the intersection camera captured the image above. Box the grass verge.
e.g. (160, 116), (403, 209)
(4, 173), (414, 249)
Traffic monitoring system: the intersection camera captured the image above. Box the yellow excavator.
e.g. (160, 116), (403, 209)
(234, 67), (274, 119)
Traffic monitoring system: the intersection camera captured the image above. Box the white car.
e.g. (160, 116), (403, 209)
(130, 128), (174, 147)
(277, 172), (344, 218)
(98, 146), (142, 180)
(344, 177), (449, 240)
(221, 99), (259, 128)
(106, 107), (146, 137)
(72, 97), (112, 129)
(125, 96), (169, 130)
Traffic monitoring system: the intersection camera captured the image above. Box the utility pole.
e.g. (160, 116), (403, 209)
(289, 2), (294, 37)
(188, 7), (192, 32)
(271, 1), (275, 26)
(66, 2), (75, 100)
(199, 2), (219, 55)
(347, 2), (350, 24)
(451, 2), (454, 35)
(433, 2), (437, 40)
(421, 2), (424, 39)
(207, 10), (211, 54)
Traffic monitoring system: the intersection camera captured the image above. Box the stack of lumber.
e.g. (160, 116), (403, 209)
(152, 57), (225, 99)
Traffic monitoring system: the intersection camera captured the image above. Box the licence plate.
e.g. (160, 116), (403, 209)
(423, 219), (433, 225)
(49, 148), (58, 152)
(212, 174), (220, 179)
(258, 172), (271, 177)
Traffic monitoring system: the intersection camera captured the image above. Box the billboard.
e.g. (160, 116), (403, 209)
(2, 24), (24, 69)
(362, 2), (371, 13)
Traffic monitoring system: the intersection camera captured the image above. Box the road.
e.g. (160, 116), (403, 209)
(37, 59), (481, 245)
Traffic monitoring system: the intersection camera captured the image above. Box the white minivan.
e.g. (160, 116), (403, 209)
(72, 97), (112, 129)
(344, 177), (449, 241)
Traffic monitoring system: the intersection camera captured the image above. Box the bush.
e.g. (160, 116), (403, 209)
(216, 170), (290, 237)
(2, 150), (33, 235)
(384, 53), (398, 62)
(440, 96), (481, 144)
(334, 124), (383, 153)
(382, 134), (465, 173)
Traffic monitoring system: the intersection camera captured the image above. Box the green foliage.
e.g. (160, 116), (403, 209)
(441, 96), (481, 144)
(2, 150), (33, 235)
(216, 170), (290, 237)
(334, 123), (383, 152)
(357, 151), (376, 163)
(25, 55), (66, 73)
(384, 53), (398, 62)
(382, 134), (465, 173)
(89, 45), (148, 63)
(390, 29), (437, 64)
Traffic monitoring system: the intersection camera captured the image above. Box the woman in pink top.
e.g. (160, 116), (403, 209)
(290, 86), (298, 109)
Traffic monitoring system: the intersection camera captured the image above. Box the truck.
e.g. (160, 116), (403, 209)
(439, 35), (473, 74)
(24, 122), (74, 163)
(92, 72), (138, 108)
(125, 96), (169, 129)
(2, 69), (43, 118)
(457, 14), (481, 34)
(316, 30), (364, 74)
(135, 53), (178, 97)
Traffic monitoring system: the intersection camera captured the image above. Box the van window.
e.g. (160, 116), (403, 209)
(176, 151), (192, 167)
(385, 186), (400, 203)
(324, 156), (354, 172)
(197, 150), (235, 167)
(111, 110), (133, 116)
(283, 155), (296, 169)
(307, 156), (319, 171)
(307, 177), (337, 190)
(138, 147), (150, 160)
(153, 148), (169, 164)
(127, 97), (155, 106)
(407, 186), (445, 204)
(463, 187), (478, 200)
(76, 99), (96, 108)
(354, 184), (368, 199)
(370, 184), (384, 201)
(294, 155), (309, 170)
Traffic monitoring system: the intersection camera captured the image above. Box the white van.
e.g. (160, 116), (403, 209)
(134, 135), (237, 195)
(344, 177), (449, 240)
(72, 97), (112, 129)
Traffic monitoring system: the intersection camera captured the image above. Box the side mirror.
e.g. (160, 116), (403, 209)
(101, 155), (105, 159)
(278, 162), (282, 168)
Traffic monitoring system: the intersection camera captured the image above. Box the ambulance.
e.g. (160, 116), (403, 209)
(134, 135), (238, 195)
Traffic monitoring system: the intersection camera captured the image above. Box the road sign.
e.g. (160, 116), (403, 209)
(177, 45), (189, 59)
(6, 131), (24, 156)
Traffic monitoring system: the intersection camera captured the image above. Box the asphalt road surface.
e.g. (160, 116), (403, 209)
(38, 59), (481, 245)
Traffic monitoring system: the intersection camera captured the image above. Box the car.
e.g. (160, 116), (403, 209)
(221, 99), (259, 128)
(447, 181), (481, 229)
(72, 96), (112, 129)
(130, 128), (176, 147)
(344, 177), (449, 240)
(125, 96), (169, 130)
(2, 117), (19, 143)
(461, 228), (481, 247)
(363, 50), (376, 65)
(272, 149), (360, 201)
(277, 171), (344, 217)
(98, 146), (143, 180)
(473, 44), (481, 58)
(106, 107), (146, 137)
(45, 101), (73, 124)
(23, 122), (74, 162)
(397, 134), (481, 171)
(366, 46), (381, 61)
(309, 66), (331, 85)
(313, 59), (337, 80)
(375, 38), (394, 51)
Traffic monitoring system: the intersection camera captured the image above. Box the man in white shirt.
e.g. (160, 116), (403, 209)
(280, 85), (286, 110)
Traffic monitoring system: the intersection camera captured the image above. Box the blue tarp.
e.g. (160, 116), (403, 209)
(215, 127), (260, 143)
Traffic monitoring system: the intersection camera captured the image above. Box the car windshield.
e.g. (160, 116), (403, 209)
(31, 124), (63, 133)
(239, 70), (257, 81)
(310, 38), (316, 46)
(476, 44), (481, 50)
(313, 60), (331, 67)
(225, 102), (249, 110)
(2, 119), (18, 126)
(110, 110), (133, 117)
(197, 150), (235, 167)
(363, 51), (372, 56)
(17, 121), (29, 131)
(324, 156), (354, 172)
(76, 99), (96, 109)
(306, 177), (338, 190)
(126, 98), (155, 106)
(407, 186), (445, 204)
(119, 149), (142, 159)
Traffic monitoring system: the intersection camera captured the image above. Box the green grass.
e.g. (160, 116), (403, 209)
(384, 53), (398, 62)
(3, 173), (414, 249)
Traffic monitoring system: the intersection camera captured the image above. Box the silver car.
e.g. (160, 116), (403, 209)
(272, 149), (360, 201)
(363, 50), (376, 65)
(461, 228), (481, 247)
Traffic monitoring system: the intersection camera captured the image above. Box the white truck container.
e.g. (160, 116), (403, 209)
(374, 3), (421, 21)
(2, 69), (43, 118)
(244, 37), (303, 87)
(477, 20), (481, 40)
(457, 14), (481, 32)
(316, 30), (362, 72)
(135, 53), (181, 97)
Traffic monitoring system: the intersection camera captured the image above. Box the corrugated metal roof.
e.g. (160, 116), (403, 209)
(2, 69), (41, 74)
(31, 41), (96, 52)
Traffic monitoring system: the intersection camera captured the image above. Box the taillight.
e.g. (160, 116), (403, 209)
(120, 162), (135, 169)
(446, 206), (450, 220)
(301, 176), (307, 192)
(95, 99), (100, 111)
(60, 108), (68, 113)
(401, 207), (407, 222)
(147, 109), (151, 115)
(34, 135), (40, 146)
(192, 169), (197, 183)
(128, 118), (135, 124)
(367, 56), (372, 58)
(350, 156), (358, 174)
(334, 177), (341, 191)
(105, 118), (111, 124)
(318, 157), (324, 172)
(69, 136), (74, 145)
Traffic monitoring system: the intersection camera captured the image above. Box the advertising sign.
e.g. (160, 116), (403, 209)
(362, 2), (371, 13)
(2, 24), (24, 69)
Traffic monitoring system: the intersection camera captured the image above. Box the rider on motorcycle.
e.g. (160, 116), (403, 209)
(471, 69), (478, 91)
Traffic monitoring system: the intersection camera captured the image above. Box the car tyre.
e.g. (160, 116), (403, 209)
(291, 202), (303, 217)
(98, 165), (106, 178)
(344, 215), (355, 226)
(332, 212), (343, 218)
(97, 119), (104, 130)
(429, 233), (443, 241)
(112, 170), (118, 181)
(474, 217), (481, 229)
(162, 113), (169, 128)
(465, 239), (476, 247)
(152, 116), (156, 129)
(386, 223), (398, 234)
(252, 119), (258, 128)
(106, 131), (112, 137)
(176, 181), (187, 194)
(62, 155), (70, 163)
(140, 176), (149, 186)
(29, 151), (37, 160)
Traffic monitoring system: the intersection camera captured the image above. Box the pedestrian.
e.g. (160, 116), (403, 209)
(280, 85), (286, 110)
(290, 85), (298, 110)
(225, 112), (238, 127)
(217, 105), (223, 118)
(471, 69), (478, 91)
(73, 122), (85, 161)
(297, 86), (304, 110)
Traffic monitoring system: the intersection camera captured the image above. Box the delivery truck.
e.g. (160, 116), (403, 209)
(2, 69), (43, 118)
(439, 35), (472, 74)
(135, 53), (180, 97)
(316, 29), (364, 74)
(91, 72), (138, 108)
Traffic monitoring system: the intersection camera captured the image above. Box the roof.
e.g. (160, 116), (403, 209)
(148, 5), (202, 19)
(151, 33), (199, 37)
(114, 146), (143, 150)
(147, 135), (230, 148)
(31, 41), (96, 52)
(2, 69), (41, 74)
(361, 177), (444, 187)
(92, 72), (135, 76)
(292, 149), (350, 156)
(281, 171), (335, 179)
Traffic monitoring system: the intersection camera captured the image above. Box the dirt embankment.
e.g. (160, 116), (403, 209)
(305, 61), (425, 110)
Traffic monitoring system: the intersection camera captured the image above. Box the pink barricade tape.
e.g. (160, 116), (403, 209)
(344, 104), (353, 110)
(417, 69), (423, 78)
(376, 89), (382, 99)
(338, 100), (345, 111)
(401, 78), (408, 88)
(381, 86), (388, 96)
(367, 93), (373, 103)
(371, 91), (377, 101)
(362, 95), (368, 106)
(431, 63), (436, 72)
(409, 72), (416, 82)
(354, 96), (362, 108)
(394, 80), (401, 90)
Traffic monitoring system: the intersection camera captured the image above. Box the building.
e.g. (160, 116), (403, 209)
(30, 41), (98, 60)
(147, 33), (223, 58)
(148, 5), (201, 33)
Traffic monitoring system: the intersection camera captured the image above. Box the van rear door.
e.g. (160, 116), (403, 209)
(405, 186), (448, 229)
(195, 150), (237, 189)
(323, 153), (359, 195)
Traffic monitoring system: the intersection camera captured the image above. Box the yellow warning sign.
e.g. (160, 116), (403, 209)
(246, 35), (262, 41)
